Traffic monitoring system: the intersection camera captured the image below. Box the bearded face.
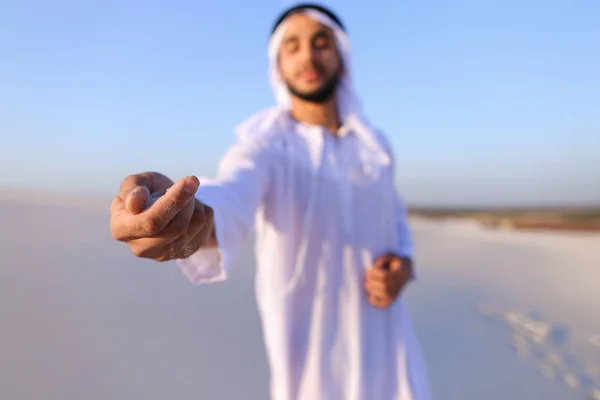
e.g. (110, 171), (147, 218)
(277, 13), (343, 104)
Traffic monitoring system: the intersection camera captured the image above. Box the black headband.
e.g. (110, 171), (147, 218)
(270, 3), (346, 35)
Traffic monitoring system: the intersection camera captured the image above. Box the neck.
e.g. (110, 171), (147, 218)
(289, 96), (340, 134)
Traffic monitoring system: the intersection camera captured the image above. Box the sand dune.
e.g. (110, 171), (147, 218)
(1, 196), (599, 399)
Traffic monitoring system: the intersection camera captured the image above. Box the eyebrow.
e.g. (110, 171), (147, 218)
(282, 35), (299, 45)
(282, 29), (331, 44)
(312, 29), (330, 39)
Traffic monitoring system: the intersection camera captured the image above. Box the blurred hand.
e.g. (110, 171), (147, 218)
(364, 253), (414, 308)
(110, 172), (215, 261)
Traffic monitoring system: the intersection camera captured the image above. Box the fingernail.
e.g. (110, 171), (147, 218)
(183, 176), (198, 194)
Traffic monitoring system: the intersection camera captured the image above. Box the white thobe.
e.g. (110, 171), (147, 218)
(177, 108), (430, 400)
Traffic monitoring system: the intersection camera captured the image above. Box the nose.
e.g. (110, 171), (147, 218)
(297, 41), (319, 65)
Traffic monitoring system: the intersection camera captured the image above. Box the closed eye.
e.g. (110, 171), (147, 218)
(312, 30), (332, 49)
(282, 36), (299, 53)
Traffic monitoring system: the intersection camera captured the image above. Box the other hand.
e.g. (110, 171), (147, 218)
(364, 253), (414, 308)
(109, 172), (214, 261)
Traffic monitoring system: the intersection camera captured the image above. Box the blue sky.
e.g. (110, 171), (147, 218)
(1, 0), (598, 206)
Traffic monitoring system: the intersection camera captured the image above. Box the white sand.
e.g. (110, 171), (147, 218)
(1, 195), (599, 399)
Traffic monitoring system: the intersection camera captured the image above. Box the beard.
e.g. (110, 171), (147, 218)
(285, 72), (341, 104)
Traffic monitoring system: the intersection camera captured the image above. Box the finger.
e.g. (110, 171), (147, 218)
(373, 253), (394, 270)
(110, 196), (127, 240)
(394, 257), (415, 282)
(391, 271), (412, 294)
(118, 172), (177, 201)
(110, 194), (159, 240)
(387, 256), (400, 271)
(110, 194), (125, 216)
(365, 279), (387, 297)
(366, 268), (388, 282)
(177, 205), (213, 259)
(129, 199), (197, 254)
(368, 295), (390, 308)
(184, 202), (209, 244)
(390, 257), (413, 275)
(112, 185), (193, 243)
(128, 201), (210, 260)
(368, 295), (383, 308)
(118, 173), (153, 203)
(125, 185), (150, 215)
(196, 205), (215, 245)
(164, 201), (209, 257)
(137, 176), (199, 236)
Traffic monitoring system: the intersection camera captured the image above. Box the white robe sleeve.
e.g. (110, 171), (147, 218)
(390, 173), (420, 281)
(377, 130), (416, 272)
(393, 190), (414, 259)
(176, 139), (271, 284)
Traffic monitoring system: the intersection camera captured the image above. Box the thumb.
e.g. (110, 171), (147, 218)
(140, 176), (200, 229)
(125, 185), (150, 215)
(373, 253), (394, 270)
(388, 257), (403, 272)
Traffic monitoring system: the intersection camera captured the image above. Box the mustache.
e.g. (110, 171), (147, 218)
(296, 62), (325, 76)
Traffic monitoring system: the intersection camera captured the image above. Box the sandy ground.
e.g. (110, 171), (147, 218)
(1, 195), (599, 400)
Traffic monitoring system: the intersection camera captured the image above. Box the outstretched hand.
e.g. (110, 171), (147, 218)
(364, 253), (414, 308)
(110, 172), (215, 261)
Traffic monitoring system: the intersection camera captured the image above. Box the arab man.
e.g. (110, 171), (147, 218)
(110, 3), (431, 399)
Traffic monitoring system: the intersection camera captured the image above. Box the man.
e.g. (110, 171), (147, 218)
(110, 3), (430, 399)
